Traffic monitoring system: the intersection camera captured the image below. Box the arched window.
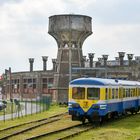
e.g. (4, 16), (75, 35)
(64, 44), (68, 48)
(72, 44), (75, 48)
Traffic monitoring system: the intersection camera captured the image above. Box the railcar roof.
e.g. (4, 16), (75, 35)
(70, 77), (140, 86)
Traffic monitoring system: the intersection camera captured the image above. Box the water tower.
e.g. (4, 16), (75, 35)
(48, 14), (92, 103)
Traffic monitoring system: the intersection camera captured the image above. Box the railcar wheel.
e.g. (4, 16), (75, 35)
(99, 117), (103, 125)
(122, 110), (127, 116)
(88, 118), (92, 123)
(135, 108), (139, 114)
(82, 118), (86, 124)
(130, 110), (134, 115)
(93, 120), (101, 126)
(72, 115), (77, 121)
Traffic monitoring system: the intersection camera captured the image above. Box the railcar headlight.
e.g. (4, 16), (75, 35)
(92, 105), (99, 109)
(68, 103), (72, 108)
(72, 103), (80, 108)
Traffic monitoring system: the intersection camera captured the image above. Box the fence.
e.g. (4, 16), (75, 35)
(0, 96), (51, 122)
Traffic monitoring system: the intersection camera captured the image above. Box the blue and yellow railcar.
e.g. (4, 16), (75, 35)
(68, 77), (140, 123)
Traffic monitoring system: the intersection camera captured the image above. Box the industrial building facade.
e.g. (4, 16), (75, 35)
(2, 14), (140, 103)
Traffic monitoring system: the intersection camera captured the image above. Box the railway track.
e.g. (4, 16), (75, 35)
(0, 112), (68, 140)
(25, 112), (140, 140)
(26, 123), (94, 140)
(1, 112), (139, 140)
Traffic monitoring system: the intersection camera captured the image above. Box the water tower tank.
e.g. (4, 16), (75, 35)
(48, 14), (92, 103)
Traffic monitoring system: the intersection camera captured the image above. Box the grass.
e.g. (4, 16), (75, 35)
(0, 104), (67, 130)
(68, 114), (140, 140)
(3, 105), (140, 140)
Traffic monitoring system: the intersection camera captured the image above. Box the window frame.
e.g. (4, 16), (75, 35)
(72, 87), (85, 100)
(87, 87), (100, 100)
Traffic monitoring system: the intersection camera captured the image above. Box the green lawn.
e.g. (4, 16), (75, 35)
(68, 114), (140, 140)
(1, 105), (140, 140)
(0, 104), (67, 130)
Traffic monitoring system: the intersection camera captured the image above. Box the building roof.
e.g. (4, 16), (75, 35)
(70, 77), (140, 86)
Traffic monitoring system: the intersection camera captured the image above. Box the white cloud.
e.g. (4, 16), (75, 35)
(64, 0), (96, 10)
(83, 23), (140, 60)
(0, 0), (140, 74)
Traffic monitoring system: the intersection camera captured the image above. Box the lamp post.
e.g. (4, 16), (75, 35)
(2, 84), (5, 100)
(0, 87), (2, 100)
(7, 67), (14, 120)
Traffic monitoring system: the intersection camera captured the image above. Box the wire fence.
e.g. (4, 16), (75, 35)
(0, 96), (51, 122)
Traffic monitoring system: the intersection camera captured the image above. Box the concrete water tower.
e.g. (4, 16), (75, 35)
(48, 14), (92, 103)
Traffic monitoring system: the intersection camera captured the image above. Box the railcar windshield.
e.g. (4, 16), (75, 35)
(72, 87), (85, 99)
(87, 88), (100, 100)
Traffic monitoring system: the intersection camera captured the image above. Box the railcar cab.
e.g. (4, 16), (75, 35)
(71, 86), (100, 110)
(69, 86), (101, 122)
(68, 78), (102, 122)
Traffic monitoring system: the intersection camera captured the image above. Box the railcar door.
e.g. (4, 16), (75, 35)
(119, 87), (124, 114)
(86, 87), (100, 111)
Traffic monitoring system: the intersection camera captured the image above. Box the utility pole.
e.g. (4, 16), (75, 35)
(7, 67), (14, 120)
(8, 67), (12, 100)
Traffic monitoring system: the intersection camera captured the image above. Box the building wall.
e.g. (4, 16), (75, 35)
(3, 70), (54, 100)
(2, 59), (140, 102)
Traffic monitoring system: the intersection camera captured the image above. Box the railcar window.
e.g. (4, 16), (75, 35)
(129, 89), (131, 97)
(130, 89), (133, 97)
(132, 88), (134, 97)
(112, 88), (115, 99)
(116, 88), (118, 99)
(105, 88), (108, 100)
(133, 88), (135, 96)
(133, 88), (135, 97)
(136, 88), (138, 96)
(135, 88), (137, 96)
(109, 88), (112, 99)
(119, 88), (123, 98)
(123, 88), (126, 98)
(72, 87), (85, 99)
(126, 89), (130, 97)
(87, 88), (100, 100)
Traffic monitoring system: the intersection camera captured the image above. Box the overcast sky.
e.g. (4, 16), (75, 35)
(0, 0), (140, 74)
